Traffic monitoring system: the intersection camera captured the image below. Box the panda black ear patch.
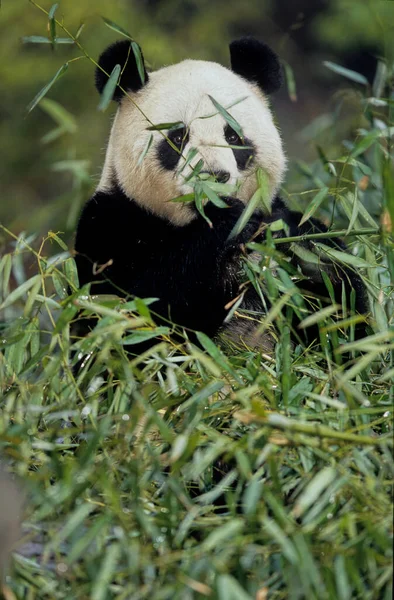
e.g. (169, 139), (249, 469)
(95, 40), (149, 100)
(229, 37), (283, 94)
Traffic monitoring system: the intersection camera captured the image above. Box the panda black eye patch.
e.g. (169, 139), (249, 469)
(157, 126), (189, 171)
(224, 125), (255, 171)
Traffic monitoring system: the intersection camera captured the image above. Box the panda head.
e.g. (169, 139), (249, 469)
(97, 38), (287, 226)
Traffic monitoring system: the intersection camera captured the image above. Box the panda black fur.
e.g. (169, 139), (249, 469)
(74, 38), (366, 351)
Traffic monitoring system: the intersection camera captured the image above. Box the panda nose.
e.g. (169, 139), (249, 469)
(201, 170), (230, 183)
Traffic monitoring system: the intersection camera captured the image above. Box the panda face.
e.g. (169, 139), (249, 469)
(99, 59), (286, 226)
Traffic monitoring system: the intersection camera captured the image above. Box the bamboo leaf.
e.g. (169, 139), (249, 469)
(137, 133), (153, 165)
(27, 63), (69, 113)
(75, 23), (85, 40)
(177, 146), (198, 175)
(0, 275), (41, 310)
(298, 305), (340, 329)
(40, 98), (77, 133)
(208, 95), (244, 140)
(217, 575), (253, 600)
(22, 36), (51, 44)
(121, 327), (170, 345)
(54, 38), (75, 44)
(194, 183), (212, 227)
(323, 61), (368, 85)
(351, 130), (380, 158)
(293, 467), (337, 518)
(315, 243), (371, 268)
(202, 519), (244, 551)
(283, 61), (297, 102)
(299, 187), (329, 226)
(131, 41), (145, 85)
(91, 544), (121, 600)
(48, 3), (59, 45)
(101, 17), (132, 40)
(201, 183), (228, 208)
(147, 122), (184, 131)
(229, 188), (261, 239)
(98, 64), (121, 111)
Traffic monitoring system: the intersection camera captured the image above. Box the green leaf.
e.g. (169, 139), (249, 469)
(283, 60), (297, 102)
(346, 191), (360, 235)
(194, 184), (212, 227)
(198, 95), (249, 120)
(263, 518), (298, 564)
(22, 36), (51, 44)
(200, 183), (228, 208)
(315, 243), (371, 269)
(67, 516), (110, 565)
(54, 38), (75, 44)
(131, 41), (145, 85)
(243, 478), (263, 515)
(217, 575), (253, 600)
(48, 3), (59, 19)
(372, 60), (388, 99)
(335, 555), (352, 600)
(177, 146), (198, 175)
(137, 133), (153, 165)
(298, 304), (340, 329)
(44, 503), (93, 557)
(292, 243), (321, 265)
(170, 193), (195, 203)
(40, 98), (77, 132)
(48, 3), (59, 45)
(0, 253), (12, 300)
(196, 331), (240, 380)
(24, 277), (42, 316)
(121, 327), (170, 345)
(27, 63), (69, 113)
(184, 158), (204, 182)
(351, 130), (380, 158)
(293, 467), (337, 518)
(147, 121), (184, 131)
(229, 187), (261, 239)
(256, 167), (271, 213)
(98, 64), (121, 111)
(91, 544), (121, 600)
(52, 272), (68, 299)
(0, 275), (41, 310)
(323, 61), (368, 85)
(75, 23), (85, 40)
(64, 257), (79, 289)
(203, 180), (238, 195)
(298, 187), (329, 226)
(202, 518), (244, 551)
(208, 95), (244, 140)
(101, 17), (132, 40)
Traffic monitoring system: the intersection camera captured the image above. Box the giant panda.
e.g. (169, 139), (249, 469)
(74, 38), (366, 352)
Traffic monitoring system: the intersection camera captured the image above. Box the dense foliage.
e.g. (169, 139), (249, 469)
(0, 1), (393, 599)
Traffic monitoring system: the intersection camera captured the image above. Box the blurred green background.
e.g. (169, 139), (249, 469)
(1, 0), (392, 239)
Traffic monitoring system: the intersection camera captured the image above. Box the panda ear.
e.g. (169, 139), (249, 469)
(229, 37), (282, 94)
(95, 40), (149, 100)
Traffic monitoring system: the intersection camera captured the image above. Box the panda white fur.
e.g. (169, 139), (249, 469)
(74, 38), (366, 351)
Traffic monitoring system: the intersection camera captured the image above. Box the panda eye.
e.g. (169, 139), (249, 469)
(173, 133), (183, 146)
(169, 127), (187, 150)
(225, 127), (243, 146)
